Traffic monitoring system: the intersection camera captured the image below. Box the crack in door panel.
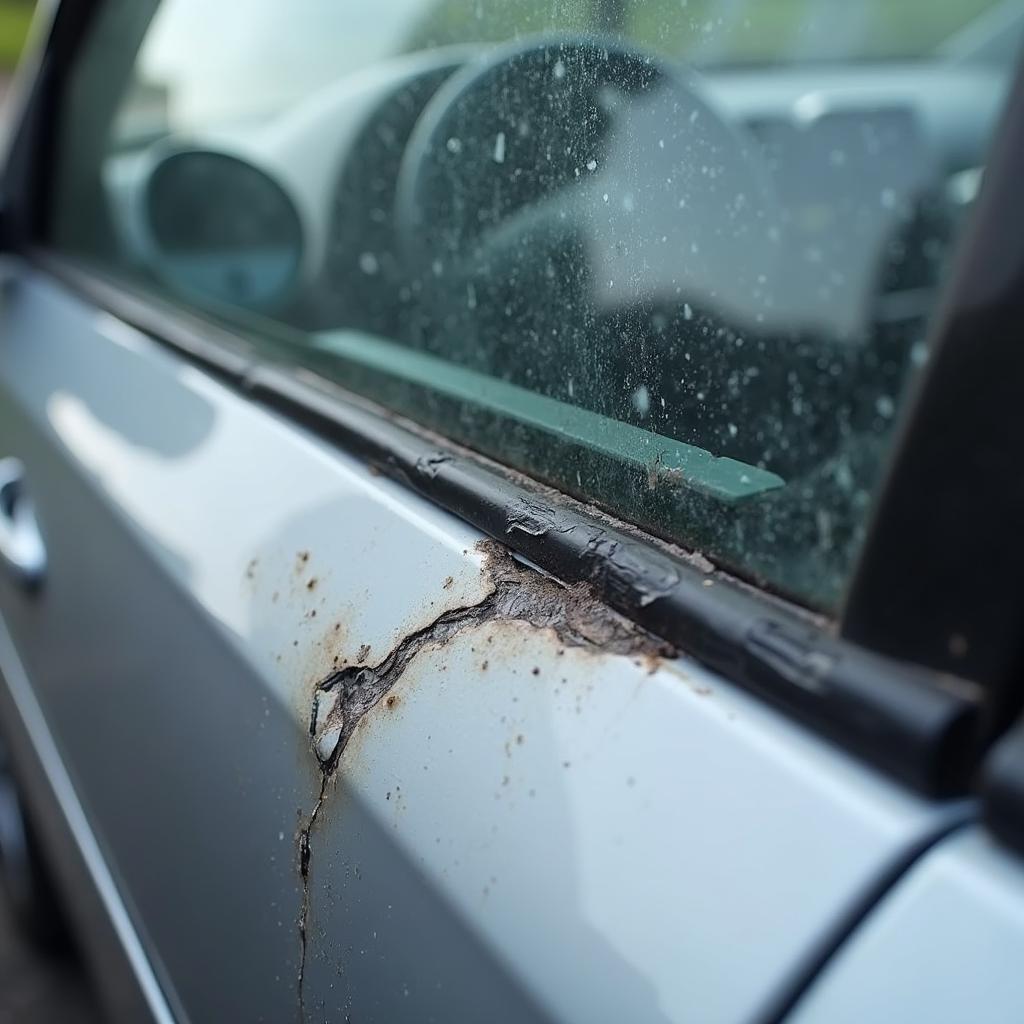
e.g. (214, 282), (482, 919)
(295, 541), (672, 1015)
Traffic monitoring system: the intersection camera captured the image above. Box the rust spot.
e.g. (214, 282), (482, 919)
(443, 575), (454, 590)
(295, 541), (672, 1007)
(481, 660), (489, 671)
(308, 543), (669, 771)
(306, 577), (318, 592)
(641, 653), (661, 675)
(356, 643), (371, 662)
(245, 558), (258, 580)
(531, 667), (540, 676)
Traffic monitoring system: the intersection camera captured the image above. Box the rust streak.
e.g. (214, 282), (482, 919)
(294, 541), (672, 1015)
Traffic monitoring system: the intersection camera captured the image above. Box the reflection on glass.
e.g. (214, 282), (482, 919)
(56, 0), (1022, 606)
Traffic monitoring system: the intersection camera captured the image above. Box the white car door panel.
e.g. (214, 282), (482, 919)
(789, 828), (1024, 1024)
(0, 264), (972, 1022)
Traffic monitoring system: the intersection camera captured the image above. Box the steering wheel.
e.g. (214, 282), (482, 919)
(393, 36), (783, 444)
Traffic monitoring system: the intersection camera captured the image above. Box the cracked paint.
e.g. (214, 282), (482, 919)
(295, 540), (672, 1012)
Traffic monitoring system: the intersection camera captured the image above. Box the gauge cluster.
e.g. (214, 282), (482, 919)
(103, 49), (471, 319)
(142, 148), (303, 310)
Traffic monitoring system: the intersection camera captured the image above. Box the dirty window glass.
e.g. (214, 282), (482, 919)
(51, 0), (1021, 607)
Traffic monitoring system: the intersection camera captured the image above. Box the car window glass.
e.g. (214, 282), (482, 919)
(50, 0), (1022, 607)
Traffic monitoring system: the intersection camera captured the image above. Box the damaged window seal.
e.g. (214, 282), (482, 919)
(26, 253), (986, 797)
(249, 365), (985, 798)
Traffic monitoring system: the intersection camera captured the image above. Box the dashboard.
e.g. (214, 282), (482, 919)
(102, 37), (1009, 489)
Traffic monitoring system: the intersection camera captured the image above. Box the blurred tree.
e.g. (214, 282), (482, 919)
(403, 0), (1001, 65)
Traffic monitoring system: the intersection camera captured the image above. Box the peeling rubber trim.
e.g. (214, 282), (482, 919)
(250, 368), (985, 798)
(31, 254), (986, 797)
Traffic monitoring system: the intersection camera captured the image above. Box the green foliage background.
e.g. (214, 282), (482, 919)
(0, 1), (1000, 74)
(0, 0), (33, 72)
(405, 0), (998, 63)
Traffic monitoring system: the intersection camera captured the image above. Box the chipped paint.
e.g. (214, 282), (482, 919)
(295, 540), (672, 1009)
(310, 541), (670, 770)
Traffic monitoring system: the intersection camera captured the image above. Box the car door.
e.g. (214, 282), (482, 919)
(2, 2), (1024, 1023)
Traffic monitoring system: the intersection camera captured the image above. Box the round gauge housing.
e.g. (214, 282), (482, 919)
(144, 149), (304, 311)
